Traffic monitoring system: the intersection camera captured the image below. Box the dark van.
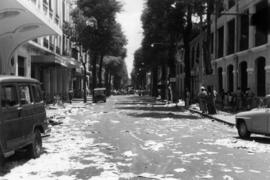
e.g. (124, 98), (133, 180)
(0, 76), (48, 164)
(93, 88), (106, 103)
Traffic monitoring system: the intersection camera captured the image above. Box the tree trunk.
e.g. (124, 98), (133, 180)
(105, 67), (110, 96)
(109, 72), (112, 91)
(161, 64), (167, 100)
(98, 54), (104, 87)
(151, 65), (158, 97)
(204, 0), (214, 74)
(184, 4), (192, 93)
(91, 52), (97, 94)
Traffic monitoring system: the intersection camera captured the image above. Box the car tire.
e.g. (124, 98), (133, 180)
(28, 129), (42, 158)
(238, 122), (250, 139)
(0, 148), (4, 171)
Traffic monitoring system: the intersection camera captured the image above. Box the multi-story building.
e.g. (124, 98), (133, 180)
(212, 0), (269, 97)
(0, 0), (84, 102)
(180, 0), (269, 101)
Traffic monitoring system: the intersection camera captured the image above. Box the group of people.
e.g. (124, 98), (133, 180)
(197, 86), (217, 114)
(183, 86), (257, 114)
(219, 87), (255, 112)
(184, 86), (217, 114)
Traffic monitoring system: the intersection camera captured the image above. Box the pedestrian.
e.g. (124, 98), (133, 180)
(246, 88), (255, 110)
(185, 89), (190, 109)
(206, 86), (216, 114)
(198, 86), (208, 113)
(219, 89), (225, 109)
(235, 87), (242, 112)
(68, 89), (73, 104)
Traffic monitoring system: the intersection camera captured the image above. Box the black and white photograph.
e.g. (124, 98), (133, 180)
(0, 0), (270, 179)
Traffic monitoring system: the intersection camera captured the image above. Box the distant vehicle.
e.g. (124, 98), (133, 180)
(93, 88), (106, 103)
(0, 76), (49, 165)
(236, 95), (270, 139)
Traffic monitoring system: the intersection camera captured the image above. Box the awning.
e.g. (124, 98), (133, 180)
(0, 0), (62, 74)
(32, 55), (82, 69)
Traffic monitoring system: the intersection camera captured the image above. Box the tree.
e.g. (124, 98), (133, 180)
(98, 22), (127, 87)
(72, 0), (123, 94)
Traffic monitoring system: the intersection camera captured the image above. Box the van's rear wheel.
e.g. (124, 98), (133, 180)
(0, 148), (4, 171)
(238, 122), (250, 139)
(29, 129), (42, 158)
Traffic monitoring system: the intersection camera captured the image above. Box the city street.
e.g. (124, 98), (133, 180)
(2, 95), (270, 179)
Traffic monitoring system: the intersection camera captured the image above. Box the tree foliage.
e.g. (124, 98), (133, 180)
(71, 0), (128, 89)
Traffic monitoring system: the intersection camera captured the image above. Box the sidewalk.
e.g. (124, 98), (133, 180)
(189, 104), (236, 127)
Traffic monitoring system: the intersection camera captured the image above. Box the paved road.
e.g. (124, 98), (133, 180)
(2, 95), (270, 179)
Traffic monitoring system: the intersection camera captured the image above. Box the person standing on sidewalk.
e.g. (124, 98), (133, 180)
(246, 88), (255, 110)
(185, 89), (190, 109)
(219, 89), (225, 109)
(206, 86), (216, 114)
(198, 87), (208, 113)
(234, 87), (242, 112)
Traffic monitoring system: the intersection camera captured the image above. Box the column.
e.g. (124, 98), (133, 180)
(247, 68), (254, 92)
(57, 67), (62, 95)
(233, 70), (237, 91)
(222, 71), (227, 91)
(265, 66), (270, 95)
(43, 68), (50, 99)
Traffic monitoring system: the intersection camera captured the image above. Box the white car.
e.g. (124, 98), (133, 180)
(236, 95), (270, 139)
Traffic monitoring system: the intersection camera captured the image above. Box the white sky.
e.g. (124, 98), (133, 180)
(116, 0), (144, 77)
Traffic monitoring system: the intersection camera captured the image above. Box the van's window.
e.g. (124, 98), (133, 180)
(1, 86), (19, 107)
(31, 85), (42, 103)
(19, 85), (33, 105)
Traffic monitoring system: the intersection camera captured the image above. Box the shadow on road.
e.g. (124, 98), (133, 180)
(234, 136), (270, 145)
(127, 112), (199, 120)
(115, 102), (166, 106)
(117, 106), (185, 112)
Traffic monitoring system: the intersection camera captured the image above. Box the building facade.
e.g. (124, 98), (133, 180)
(0, 0), (84, 102)
(212, 0), (270, 97)
(179, 0), (270, 101)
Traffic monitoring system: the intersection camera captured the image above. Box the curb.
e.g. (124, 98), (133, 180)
(189, 109), (235, 127)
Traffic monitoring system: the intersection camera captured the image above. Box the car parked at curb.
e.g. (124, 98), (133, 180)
(93, 88), (106, 103)
(0, 76), (49, 165)
(236, 95), (270, 139)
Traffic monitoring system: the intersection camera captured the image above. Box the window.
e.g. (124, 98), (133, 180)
(227, 19), (235, 55)
(1, 86), (19, 107)
(240, 10), (249, 51)
(255, 0), (268, 46)
(218, 26), (224, 58)
(19, 86), (33, 105)
(31, 85), (43, 103)
(18, 56), (26, 77)
(228, 0), (235, 9)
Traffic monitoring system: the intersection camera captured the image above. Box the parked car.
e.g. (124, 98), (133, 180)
(0, 76), (49, 165)
(236, 95), (270, 139)
(93, 88), (106, 103)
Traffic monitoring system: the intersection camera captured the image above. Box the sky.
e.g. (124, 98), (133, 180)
(116, 0), (144, 77)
